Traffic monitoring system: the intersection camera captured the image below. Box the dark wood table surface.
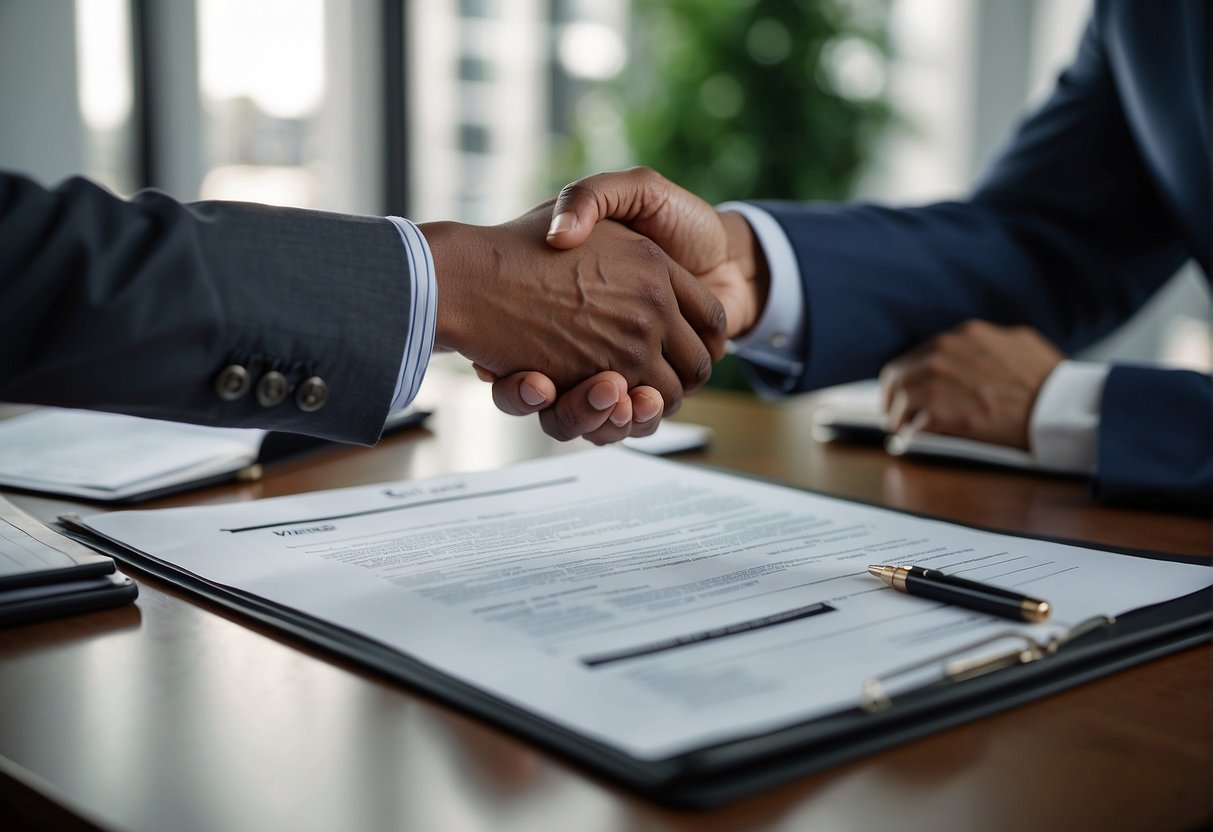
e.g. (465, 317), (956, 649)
(2, 367), (1210, 832)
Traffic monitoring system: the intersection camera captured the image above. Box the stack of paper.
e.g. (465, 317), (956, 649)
(0, 406), (429, 503)
(0, 409), (265, 501)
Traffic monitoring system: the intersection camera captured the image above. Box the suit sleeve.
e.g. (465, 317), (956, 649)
(752, 11), (1190, 391)
(746, 11), (1206, 510)
(0, 172), (412, 444)
(1095, 366), (1211, 512)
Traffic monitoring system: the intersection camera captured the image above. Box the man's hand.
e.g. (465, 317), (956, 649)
(422, 201), (727, 416)
(489, 167), (772, 443)
(879, 320), (1064, 450)
(546, 167), (766, 339)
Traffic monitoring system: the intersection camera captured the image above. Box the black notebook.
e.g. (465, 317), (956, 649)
(0, 496), (137, 626)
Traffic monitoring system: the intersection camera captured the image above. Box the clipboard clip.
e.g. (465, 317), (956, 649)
(860, 614), (1116, 712)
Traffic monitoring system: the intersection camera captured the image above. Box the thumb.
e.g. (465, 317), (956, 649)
(546, 167), (664, 251)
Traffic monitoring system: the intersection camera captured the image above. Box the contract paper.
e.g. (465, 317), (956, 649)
(79, 449), (1212, 759)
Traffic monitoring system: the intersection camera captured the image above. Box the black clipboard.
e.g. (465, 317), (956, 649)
(0, 497), (138, 627)
(57, 480), (1212, 808)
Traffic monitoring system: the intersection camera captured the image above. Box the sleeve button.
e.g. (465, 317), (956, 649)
(214, 364), (252, 401)
(256, 371), (289, 407)
(296, 376), (330, 412)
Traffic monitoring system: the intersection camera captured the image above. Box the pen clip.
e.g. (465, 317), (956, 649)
(859, 615), (1117, 712)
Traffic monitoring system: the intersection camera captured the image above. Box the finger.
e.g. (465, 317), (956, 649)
(604, 393), (632, 428)
(491, 371), (557, 416)
(894, 408), (933, 440)
(537, 372), (627, 442)
(631, 387), (663, 425)
(897, 380), (986, 440)
(626, 388), (664, 438)
(879, 342), (932, 413)
(652, 256), (714, 391)
(547, 168), (659, 250)
(581, 419), (635, 446)
(472, 363), (498, 383)
(640, 356), (686, 420)
(582, 386), (665, 444)
(668, 264), (729, 360)
(886, 386), (916, 434)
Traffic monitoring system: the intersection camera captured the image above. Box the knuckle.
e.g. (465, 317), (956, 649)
(637, 280), (671, 315)
(539, 408), (576, 442)
(924, 354), (949, 376)
(960, 320), (989, 339)
(708, 300), (727, 335)
(555, 181), (596, 213)
(618, 335), (649, 367)
(556, 402), (586, 435)
(630, 418), (660, 438)
(635, 238), (666, 264)
(690, 351), (712, 388)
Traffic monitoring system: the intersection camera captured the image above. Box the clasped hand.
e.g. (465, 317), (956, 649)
(463, 168), (767, 444)
(422, 189), (744, 441)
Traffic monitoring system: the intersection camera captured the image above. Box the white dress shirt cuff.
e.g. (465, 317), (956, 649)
(1029, 360), (1109, 474)
(715, 202), (805, 390)
(386, 217), (438, 413)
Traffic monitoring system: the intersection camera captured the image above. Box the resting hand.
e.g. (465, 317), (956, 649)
(422, 201), (726, 415)
(879, 320), (1064, 450)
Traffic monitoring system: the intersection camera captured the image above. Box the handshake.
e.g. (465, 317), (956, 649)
(423, 168), (769, 444)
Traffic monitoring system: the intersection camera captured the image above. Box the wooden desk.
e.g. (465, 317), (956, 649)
(2, 370), (1210, 832)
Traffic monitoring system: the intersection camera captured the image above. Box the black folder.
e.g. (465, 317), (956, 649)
(0, 497), (137, 627)
(60, 491), (1212, 808)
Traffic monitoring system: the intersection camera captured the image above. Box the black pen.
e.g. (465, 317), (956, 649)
(867, 564), (1051, 623)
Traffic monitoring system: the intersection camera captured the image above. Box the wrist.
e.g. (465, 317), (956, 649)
(419, 220), (483, 354)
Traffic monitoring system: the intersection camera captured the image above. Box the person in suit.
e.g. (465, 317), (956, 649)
(500, 0), (1211, 511)
(0, 171), (726, 444)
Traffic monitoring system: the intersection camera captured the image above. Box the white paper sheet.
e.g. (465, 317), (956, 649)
(0, 409), (264, 499)
(79, 448), (1212, 759)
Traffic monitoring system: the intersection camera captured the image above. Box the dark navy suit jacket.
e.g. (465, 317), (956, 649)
(0, 175), (411, 445)
(751, 0), (1210, 512)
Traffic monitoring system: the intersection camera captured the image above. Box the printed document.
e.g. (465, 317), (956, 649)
(78, 449), (1212, 759)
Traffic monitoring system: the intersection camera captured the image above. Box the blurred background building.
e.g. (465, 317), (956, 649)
(0, 0), (1207, 380)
